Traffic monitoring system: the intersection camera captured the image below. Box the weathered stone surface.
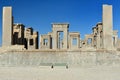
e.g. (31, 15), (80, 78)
(0, 49), (120, 67)
(52, 23), (69, 49)
(69, 32), (80, 49)
(2, 7), (12, 46)
(103, 5), (114, 50)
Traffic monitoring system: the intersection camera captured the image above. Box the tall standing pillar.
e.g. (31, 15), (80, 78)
(63, 29), (68, 49)
(2, 7), (13, 46)
(102, 5), (113, 50)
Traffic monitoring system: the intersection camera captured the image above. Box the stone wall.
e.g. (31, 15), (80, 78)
(0, 50), (120, 67)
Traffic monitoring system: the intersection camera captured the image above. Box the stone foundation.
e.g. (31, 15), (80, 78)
(0, 50), (120, 67)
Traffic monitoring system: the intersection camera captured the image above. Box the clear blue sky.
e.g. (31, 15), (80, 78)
(0, 0), (120, 46)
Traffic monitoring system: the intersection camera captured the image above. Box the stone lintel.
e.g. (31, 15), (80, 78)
(69, 32), (80, 36)
(14, 23), (25, 26)
(85, 34), (93, 38)
(52, 23), (69, 28)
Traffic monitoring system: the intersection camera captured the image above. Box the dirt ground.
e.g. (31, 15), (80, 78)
(0, 66), (120, 80)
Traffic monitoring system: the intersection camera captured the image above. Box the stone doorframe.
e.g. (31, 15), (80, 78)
(52, 23), (69, 49)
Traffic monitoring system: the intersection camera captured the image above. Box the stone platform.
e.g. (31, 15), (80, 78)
(0, 49), (120, 67)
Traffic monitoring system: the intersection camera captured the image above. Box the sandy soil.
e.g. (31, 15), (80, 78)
(0, 66), (120, 80)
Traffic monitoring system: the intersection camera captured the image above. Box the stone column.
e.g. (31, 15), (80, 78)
(57, 32), (60, 49)
(114, 36), (118, 48)
(63, 29), (68, 49)
(2, 7), (13, 46)
(77, 36), (80, 48)
(91, 38), (94, 47)
(33, 38), (36, 49)
(53, 31), (57, 49)
(70, 37), (72, 49)
(96, 35), (100, 49)
(27, 38), (30, 49)
(40, 35), (42, 49)
(102, 4), (113, 50)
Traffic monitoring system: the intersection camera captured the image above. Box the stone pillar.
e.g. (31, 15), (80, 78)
(57, 32), (60, 49)
(115, 36), (118, 47)
(27, 38), (30, 48)
(96, 23), (102, 49)
(96, 35), (100, 49)
(78, 36), (80, 48)
(33, 38), (36, 49)
(63, 29), (68, 49)
(113, 35), (118, 48)
(40, 35), (42, 49)
(2, 7), (13, 46)
(53, 30), (57, 49)
(102, 4), (113, 50)
(91, 38), (94, 47)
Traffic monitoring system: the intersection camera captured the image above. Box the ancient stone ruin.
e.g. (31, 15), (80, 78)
(2, 4), (120, 51)
(1, 4), (120, 67)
